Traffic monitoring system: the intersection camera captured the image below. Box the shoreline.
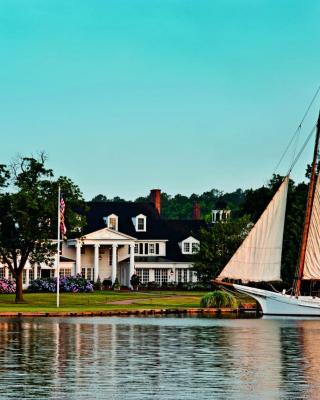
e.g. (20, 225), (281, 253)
(0, 306), (257, 318)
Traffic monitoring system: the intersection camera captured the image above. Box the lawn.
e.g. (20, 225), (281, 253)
(0, 290), (208, 313)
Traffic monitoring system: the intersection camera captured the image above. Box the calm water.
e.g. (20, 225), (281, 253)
(0, 316), (319, 399)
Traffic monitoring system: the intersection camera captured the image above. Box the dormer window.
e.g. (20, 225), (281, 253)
(135, 214), (146, 232)
(181, 237), (200, 254)
(107, 214), (118, 230)
(184, 242), (190, 253)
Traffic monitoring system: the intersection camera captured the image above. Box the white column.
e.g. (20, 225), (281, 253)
(4, 267), (9, 280)
(212, 210), (218, 223)
(129, 244), (135, 288)
(149, 269), (155, 282)
(112, 244), (118, 284)
(34, 265), (38, 280)
(76, 242), (82, 275)
(94, 243), (100, 282)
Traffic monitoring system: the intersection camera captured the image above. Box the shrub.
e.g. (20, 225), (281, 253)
(94, 276), (102, 291)
(29, 275), (93, 293)
(113, 277), (120, 290)
(130, 274), (140, 289)
(200, 290), (238, 308)
(0, 278), (16, 294)
(30, 277), (56, 293)
(102, 279), (112, 290)
(147, 281), (160, 290)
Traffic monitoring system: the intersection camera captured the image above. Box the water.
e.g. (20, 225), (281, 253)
(0, 316), (319, 399)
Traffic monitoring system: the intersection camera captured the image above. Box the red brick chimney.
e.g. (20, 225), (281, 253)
(150, 189), (161, 215)
(193, 203), (201, 220)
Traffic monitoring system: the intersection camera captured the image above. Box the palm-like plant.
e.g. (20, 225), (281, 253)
(200, 290), (238, 308)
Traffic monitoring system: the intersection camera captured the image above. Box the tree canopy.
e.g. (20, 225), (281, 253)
(0, 155), (86, 302)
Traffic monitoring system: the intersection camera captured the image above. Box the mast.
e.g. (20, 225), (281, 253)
(294, 112), (320, 296)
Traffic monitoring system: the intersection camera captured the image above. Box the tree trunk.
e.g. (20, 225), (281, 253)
(15, 271), (24, 303)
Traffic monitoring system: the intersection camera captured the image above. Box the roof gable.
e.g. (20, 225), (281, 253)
(181, 236), (200, 244)
(82, 227), (136, 240)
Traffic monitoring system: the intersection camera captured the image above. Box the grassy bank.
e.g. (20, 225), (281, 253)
(0, 291), (208, 313)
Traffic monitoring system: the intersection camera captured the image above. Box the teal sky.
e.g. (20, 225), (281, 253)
(0, 0), (319, 200)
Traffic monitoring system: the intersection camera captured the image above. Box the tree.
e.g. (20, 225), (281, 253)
(192, 216), (251, 283)
(91, 194), (108, 202)
(0, 155), (86, 303)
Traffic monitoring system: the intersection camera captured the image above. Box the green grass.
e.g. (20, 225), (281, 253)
(0, 291), (208, 313)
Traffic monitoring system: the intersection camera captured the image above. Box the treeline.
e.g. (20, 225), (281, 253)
(91, 188), (246, 220)
(92, 175), (309, 285)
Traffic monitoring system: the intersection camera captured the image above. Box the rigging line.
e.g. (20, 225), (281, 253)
(288, 124), (317, 174)
(274, 85), (320, 174)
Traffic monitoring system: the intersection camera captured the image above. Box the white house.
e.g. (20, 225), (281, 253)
(1, 190), (207, 288)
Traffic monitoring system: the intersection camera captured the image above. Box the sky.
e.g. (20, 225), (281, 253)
(0, 0), (319, 200)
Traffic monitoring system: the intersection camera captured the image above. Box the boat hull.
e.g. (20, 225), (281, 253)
(234, 284), (320, 316)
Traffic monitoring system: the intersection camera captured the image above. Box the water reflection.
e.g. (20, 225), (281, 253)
(0, 317), (319, 399)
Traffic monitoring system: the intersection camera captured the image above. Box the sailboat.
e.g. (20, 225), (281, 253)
(216, 112), (320, 316)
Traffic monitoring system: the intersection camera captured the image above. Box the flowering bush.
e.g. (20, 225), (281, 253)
(0, 278), (16, 294)
(29, 274), (94, 293)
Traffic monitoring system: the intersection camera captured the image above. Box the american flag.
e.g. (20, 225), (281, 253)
(60, 196), (67, 236)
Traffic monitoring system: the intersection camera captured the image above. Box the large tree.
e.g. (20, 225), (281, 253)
(192, 216), (251, 283)
(0, 155), (86, 303)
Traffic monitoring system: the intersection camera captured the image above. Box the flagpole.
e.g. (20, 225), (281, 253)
(57, 185), (61, 308)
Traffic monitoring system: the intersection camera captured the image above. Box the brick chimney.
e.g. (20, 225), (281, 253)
(150, 189), (161, 215)
(193, 203), (201, 220)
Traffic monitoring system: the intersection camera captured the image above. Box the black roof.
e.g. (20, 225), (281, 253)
(84, 201), (162, 239)
(81, 202), (207, 262)
(161, 220), (206, 261)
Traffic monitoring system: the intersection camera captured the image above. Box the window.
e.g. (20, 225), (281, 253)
(144, 243), (148, 254)
(149, 243), (155, 254)
(87, 268), (93, 280)
(0, 268), (4, 279)
(136, 269), (149, 283)
(23, 270), (27, 284)
(143, 269), (149, 283)
(155, 269), (168, 285)
(136, 214), (146, 232)
(161, 269), (168, 283)
(189, 270), (194, 282)
(192, 243), (199, 253)
(108, 215), (118, 230)
(155, 243), (160, 255)
(155, 269), (161, 284)
(184, 242), (190, 253)
(138, 218), (145, 231)
(177, 269), (182, 283)
(59, 268), (72, 278)
(183, 269), (188, 282)
(134, 244), (139, 254)
(81, 267), (93, 280)
(29, 268), (34, 282)
(139, 243), (143, 254)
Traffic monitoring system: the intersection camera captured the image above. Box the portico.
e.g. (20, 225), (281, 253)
(66, 227), (136, 288)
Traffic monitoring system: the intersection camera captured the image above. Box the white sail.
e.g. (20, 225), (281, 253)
(217, 177), (289, 282)
(303, 173), (320, 280)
